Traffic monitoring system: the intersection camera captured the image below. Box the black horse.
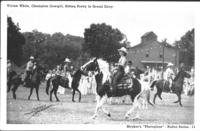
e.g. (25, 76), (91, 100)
(82, 58), (145, 119)
(7, 65), (46, 100)
(46, 75), (70, 102)
(46, 69), (88, 102)
(150, 70), (191, 106)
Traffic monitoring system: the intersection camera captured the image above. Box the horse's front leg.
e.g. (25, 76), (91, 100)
(28, 87), (34, 100)
(91, 95), (110, 119)
(179, 94), (183, 107)
(174, 92), (182, 106)
(7, 82), (12, 93)
(173, 92), (180, 103)
(75, 88), (81, 102)
(35, 85), (40, 101)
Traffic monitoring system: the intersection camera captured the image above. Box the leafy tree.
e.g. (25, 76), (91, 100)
(22, 31), (84, 69)
(7, 16), (25, 65)
(173, 28), (194, 67)
(83, 23), (127, 62)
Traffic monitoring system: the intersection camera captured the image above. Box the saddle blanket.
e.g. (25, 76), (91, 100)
(116, 75), (133, 89)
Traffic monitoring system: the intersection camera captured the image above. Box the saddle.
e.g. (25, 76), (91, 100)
(116, 74), (133, 90)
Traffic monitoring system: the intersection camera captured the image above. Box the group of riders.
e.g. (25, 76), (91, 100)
(7, 46), (191, 94)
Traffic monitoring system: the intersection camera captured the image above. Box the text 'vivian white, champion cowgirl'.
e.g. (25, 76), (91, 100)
(7, 4), (113, 9)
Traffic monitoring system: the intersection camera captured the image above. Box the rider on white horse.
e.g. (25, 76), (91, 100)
(111, 47), (127, 94)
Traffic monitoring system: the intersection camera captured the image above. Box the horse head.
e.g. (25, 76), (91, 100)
(182, 70), (191, 79)
(174, 70), (191, 82)
(82, 57), (100, 73)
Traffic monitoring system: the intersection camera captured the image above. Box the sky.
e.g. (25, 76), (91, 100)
(3, 1), (195, 46)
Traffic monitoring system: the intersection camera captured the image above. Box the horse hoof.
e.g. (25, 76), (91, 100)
(107, 113), (111, 117)
(91, 115), (97, 119)
(72, 100), (75, 102)
(125, 115), (129, 120)
(133, 115), (140, 120)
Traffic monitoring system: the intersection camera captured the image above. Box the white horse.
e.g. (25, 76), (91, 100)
(82, 58), (153, 120)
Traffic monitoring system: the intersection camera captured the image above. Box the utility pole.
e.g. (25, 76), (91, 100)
(162, 39), (166, 80)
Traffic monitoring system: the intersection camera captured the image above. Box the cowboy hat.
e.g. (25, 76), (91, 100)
(167, 62), (174, 67)
(30, 56), (34, 59)
(64, 58), (71, 62)
(118, 47), (128, 54)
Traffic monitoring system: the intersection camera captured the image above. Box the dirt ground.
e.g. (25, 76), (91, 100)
(7, 82), (194, 124)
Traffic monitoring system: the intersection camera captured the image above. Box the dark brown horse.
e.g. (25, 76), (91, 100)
(150, 70), (191, 106)
(46, 75), (70, 102)
(7, 65), (45, 100)
(46, 69), (88, 102)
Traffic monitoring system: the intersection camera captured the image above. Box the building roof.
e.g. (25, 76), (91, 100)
(141, 31), (157, 38)
(128, 40), (176, 50)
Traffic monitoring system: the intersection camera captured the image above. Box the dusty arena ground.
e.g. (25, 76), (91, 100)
(7, 82), (194, 124)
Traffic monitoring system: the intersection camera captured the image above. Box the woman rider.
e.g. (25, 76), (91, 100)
(111, 47), (128, 94)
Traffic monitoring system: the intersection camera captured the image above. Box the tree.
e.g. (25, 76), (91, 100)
(83, 23), (127, 62)
(22, 31), (84, 69)
(7, 16), (25, 65)
(173, 28), (194, 67)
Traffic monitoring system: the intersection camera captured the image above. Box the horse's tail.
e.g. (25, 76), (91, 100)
(150, 80), (157, 90)
(46, 78), (51, 95)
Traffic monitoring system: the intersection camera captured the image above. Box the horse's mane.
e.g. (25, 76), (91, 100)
(96, 58), (111, 84)
(173, 70), (183, 81)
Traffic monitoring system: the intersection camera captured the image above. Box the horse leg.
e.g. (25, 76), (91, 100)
(7, 82), (12, 93)
(153, 92), (158, 104)
(125, 95), (140, 119)
(28, 87), (34, 100)
(35, 86), (40, 101)
(179, 94), (183, 107)
(158, 90), (163, 100)
(12, 85), (19, 99)
(72, 89), (76, 102)
(100, 97), (111, 117)
(50, 88), (54, 102)
(54, 86), (60, 102)
(173, 93), (180, 103)
(91, 95), (110, 119)
(75, 88), (81, 102)
(174, 92), (182, 106)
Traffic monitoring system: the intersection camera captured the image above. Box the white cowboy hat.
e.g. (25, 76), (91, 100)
(167, 62), (174, 67)
(118, 47), (128, 54)
(64, 58), (71, 62)
(30, 56), (34, 59)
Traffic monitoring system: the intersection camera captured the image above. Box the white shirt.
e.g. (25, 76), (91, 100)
(164, 68), (174, 80)
(26, 61), (34, 71)
(125, 65), (130, 74)
(118, 56), (127, 66)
